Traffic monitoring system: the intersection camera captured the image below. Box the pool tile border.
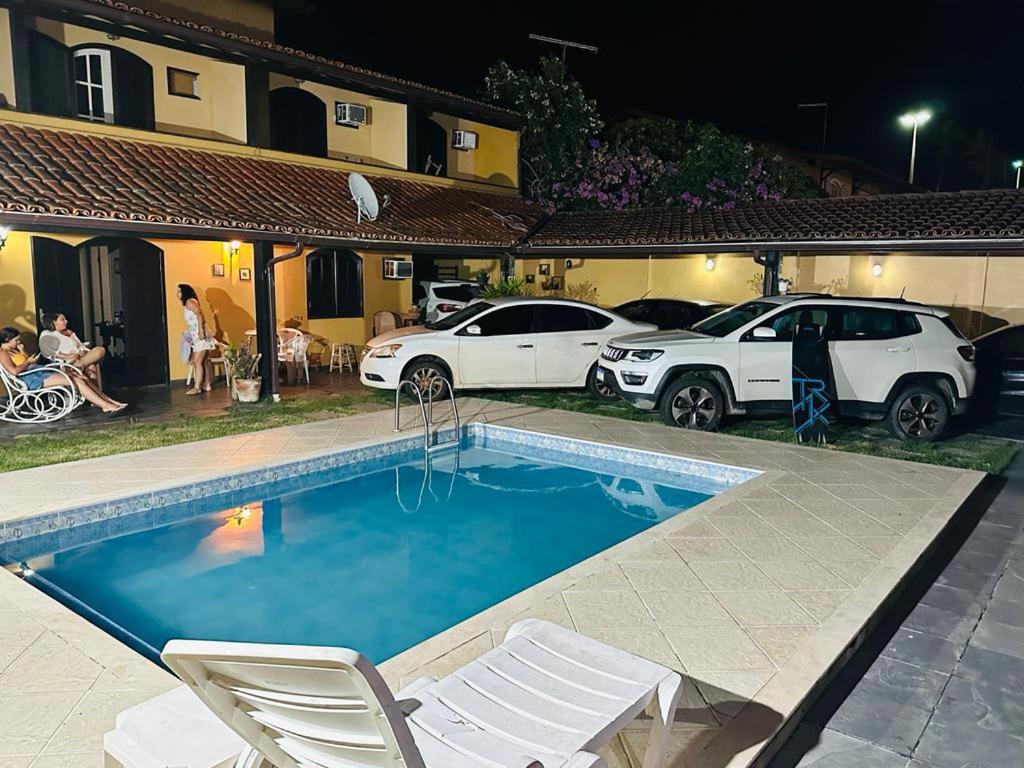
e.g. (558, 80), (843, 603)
(0, 423), (757, 553)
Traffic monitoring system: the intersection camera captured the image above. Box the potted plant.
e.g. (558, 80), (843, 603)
(222, 344), (262, 403)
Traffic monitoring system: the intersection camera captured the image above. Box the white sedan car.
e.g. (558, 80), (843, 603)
(360, 297), (656, 395)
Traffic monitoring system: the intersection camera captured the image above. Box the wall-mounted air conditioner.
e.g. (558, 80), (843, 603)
(452, 129), (479, 150)
(335, 102), (368, 127)
(383, 259), (413, 279)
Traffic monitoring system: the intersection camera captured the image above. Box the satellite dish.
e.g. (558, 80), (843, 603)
(349, 172), (389, 223)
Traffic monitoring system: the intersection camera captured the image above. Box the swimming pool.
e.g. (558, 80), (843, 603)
(0, 426), (757, 664)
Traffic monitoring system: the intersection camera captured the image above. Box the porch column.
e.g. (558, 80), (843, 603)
(502, 251), (516, 280)
(253, 241), (278, 398)
(755, 250), (781, 296)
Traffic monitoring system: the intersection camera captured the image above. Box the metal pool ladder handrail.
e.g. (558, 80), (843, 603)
(393, 377), (460, 454)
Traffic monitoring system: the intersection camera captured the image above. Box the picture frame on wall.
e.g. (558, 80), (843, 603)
(538, 263), (550, 276)
(211, 263), (225, 277)
(238, 267), (252, 281)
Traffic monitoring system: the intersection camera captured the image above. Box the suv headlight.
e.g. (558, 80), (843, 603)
(624, 349), (663, 362)
(370, 344), (403, 358)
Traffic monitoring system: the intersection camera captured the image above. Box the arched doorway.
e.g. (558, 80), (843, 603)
(32, 237), (168, 387)
(414, 112), (448, 176)
(269, 88), (328, 157)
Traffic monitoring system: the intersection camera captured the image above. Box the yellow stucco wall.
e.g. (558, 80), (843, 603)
(0, 8), (15, 108)
(268, 76), (407, 168)
(789, 252), (1024, 336)
(431, 113), (519, 188)
(0, 231), (38, 343)
(31, 19), (248, 143)
(516, 254), (762, 307)
(158, 239), (257, 381)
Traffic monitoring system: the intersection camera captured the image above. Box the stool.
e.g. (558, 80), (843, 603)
(104, 686), (245, 768)
(329, 343), (356, 372)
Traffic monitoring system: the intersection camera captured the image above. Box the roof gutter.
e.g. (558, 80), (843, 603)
(522, 236), (1024, 255)
(0, 212), (517, 255)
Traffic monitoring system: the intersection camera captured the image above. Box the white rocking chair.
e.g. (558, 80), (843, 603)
(0, 362), (82, 424)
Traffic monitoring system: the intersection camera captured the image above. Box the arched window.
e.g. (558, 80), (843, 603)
(74, 48), (113, 122)
(71, 44), (154, 129)
(306, 249), (363, 319)
(269, 88), (328, 157)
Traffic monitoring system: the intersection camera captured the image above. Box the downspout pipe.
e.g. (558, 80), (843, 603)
(263, 242), (305, 402)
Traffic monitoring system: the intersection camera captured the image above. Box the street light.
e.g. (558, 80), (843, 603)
(1013, 160), (1023, 189)
(898, 109), (931, 184)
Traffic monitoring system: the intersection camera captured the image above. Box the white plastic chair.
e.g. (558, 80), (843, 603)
(161, 618), (682, 768)
(0, 362), (82, 424)
(277, 329), (310, 384)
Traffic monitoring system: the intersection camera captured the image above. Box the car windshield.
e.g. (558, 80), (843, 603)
(690, 301), (778, 337)
(426, 301), (494, 330)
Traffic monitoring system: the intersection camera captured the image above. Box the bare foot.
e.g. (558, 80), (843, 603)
(185, 388), (201, 396)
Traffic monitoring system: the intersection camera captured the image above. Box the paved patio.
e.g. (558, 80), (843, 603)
(0, 399), (984, 768)
(770, 452), (1024, 768)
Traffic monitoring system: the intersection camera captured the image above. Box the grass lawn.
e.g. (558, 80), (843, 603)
(2, 387), (1016, 475)
(465, 389), (1019, 475)
(0, 393), (386, 473)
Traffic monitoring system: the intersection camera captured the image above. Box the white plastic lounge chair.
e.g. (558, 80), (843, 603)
(0, 361), (81, 423)
(162, 618), (682, 768)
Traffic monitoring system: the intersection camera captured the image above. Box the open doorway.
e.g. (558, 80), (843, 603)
(31, 236), (169, 387)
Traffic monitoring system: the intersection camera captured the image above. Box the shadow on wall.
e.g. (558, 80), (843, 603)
(0, 284), (39, 352)
(939, 305), (1011, 338)
(486, 172), (515, 188)
(204, 287), (256, 346)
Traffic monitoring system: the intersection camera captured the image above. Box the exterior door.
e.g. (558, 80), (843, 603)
(31, 237), (84, 335)
(534, 305), (608, 385)
(457, 305), (536, 386)
(28, 31), (74, 117)
(739, 306), (830, 402)
(113, 240), (169, 386)
(830, 307), (919, 405)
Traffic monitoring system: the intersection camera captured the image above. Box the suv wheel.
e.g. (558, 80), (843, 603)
(401, 360), (451, 401)
(587, 364), (618, 401)
(887, 385), (949, 441)
(659, 375), (724, 431)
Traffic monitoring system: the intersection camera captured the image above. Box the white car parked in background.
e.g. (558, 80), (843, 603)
(360, 297), (656, 395)
(413, 280), (482, 323)
(595, 295), (976, 440)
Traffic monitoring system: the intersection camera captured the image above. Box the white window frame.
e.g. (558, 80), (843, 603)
(73, 48), (114, 123)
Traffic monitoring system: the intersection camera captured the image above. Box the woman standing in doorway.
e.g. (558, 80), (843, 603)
(178, 284), (217, 395)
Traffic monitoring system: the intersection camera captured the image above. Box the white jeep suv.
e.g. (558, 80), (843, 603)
(595, 295), (976, 441)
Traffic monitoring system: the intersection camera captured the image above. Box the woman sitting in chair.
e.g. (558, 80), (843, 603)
(0, 327), (126, 414)
(39, 312), (106, 388)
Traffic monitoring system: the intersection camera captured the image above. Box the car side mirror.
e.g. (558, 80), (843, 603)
(464, 324), (481, 336)
(752, 326), (777, 340)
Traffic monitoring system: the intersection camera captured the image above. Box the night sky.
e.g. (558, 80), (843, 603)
(278, 2), (1022, 192)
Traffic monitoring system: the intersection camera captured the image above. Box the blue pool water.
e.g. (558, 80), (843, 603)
(4, 436), (729, 664)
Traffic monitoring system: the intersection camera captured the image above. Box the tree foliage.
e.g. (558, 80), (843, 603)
(483, 56), (603, 202)
(483, 61), (819, 212)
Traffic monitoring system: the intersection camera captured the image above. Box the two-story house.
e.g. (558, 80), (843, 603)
(0, 0), (539, 392)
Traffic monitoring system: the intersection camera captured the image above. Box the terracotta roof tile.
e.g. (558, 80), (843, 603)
(0, 123), (542, 249)
(529, 192), (1024, 249)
